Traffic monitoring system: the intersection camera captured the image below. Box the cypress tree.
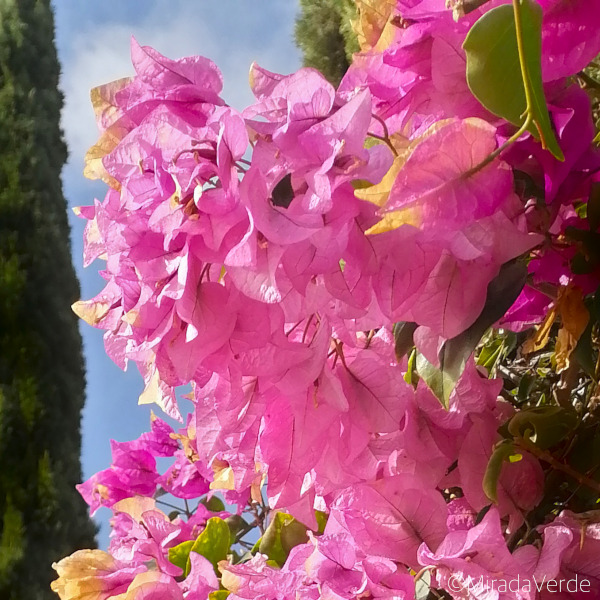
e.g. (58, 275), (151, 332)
(0, 1), (97, 597)
(295, 0), (359, 86)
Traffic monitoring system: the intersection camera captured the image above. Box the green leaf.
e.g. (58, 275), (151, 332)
(259, 512), (308, 566)
(201, 495), (226, 513)
(483, 442), (515, 503)
(392, 321), (417, 362)
(477, 337), (503, 371)
(463, 0), (563, 160)
(516, 373), (535, 401)
(168, 540), (194, 575)
(575, 202), (588, 219)
(415, 353), (455, 410)
(189, 517), (232, 574)
(351, 179), (374, 191)
(364, 136), (385, 150)
(404, 348), (417, 386)
(574, 319), (596, 379)
(315, 510), (328, 534)
(225, 515), (247, 545)
(168, 518), (233, 577)
(588, 182), (600, 232)
(209, 591), (230, 600)
(508, 406), (579, 449)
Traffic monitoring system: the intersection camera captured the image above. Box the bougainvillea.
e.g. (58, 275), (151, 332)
(54, 0), (600, 598)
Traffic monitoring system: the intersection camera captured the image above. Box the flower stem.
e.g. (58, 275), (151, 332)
(516, 437), (600, 494)
(462, 115), (532, 179)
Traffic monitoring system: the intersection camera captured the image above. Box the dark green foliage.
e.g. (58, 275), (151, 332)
(582, 56), (600, 135)
(0, 1), (97, 597)
(294, 0), (359, 86)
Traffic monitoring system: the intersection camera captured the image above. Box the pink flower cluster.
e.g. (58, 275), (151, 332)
(56, 1), (600, 599)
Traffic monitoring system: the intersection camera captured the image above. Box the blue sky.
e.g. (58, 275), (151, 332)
(52, 0), (301, 548)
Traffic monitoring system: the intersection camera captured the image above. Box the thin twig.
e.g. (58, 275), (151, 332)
(302, 315), (315, 344)
(156, 499), (184, 513)
(578, 71), (600, 93)
(462, 116), (532, 180)
(367, 130), (398, 158)
(371, 113), (391, 139)
(250, 502), (265, 535)
(516, 437), (600, 494)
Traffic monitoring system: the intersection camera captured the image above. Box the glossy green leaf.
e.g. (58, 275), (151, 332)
(463, 0), (563, 160)
(189, 517), (232, 574)
(508, 406), (579, 449)
(168, 540), (194, 575)
(315, 510), (328, 534)
(392, 321), (417, 362)
(364, 136), (385, 149)
(201, 495), (226, 513)
(477, 338), (503, 371)
(483, 442), (515, 503)
(516, 373), (535, 401)
(258, 512), (308, 566)
(224, 514), (245, 540)
(415, 353), (455, 410)
(404, 348), (417, 386)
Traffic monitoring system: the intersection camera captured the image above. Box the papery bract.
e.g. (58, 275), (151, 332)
(62, 5), (600, 600)
(332, 474), (448, 568)
(418, 508), (536, 599)
(456, 412), (544, 530)
(50, 550), (145, 600)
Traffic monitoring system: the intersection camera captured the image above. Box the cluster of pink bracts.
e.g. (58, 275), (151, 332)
(54, 0), (600, 598)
